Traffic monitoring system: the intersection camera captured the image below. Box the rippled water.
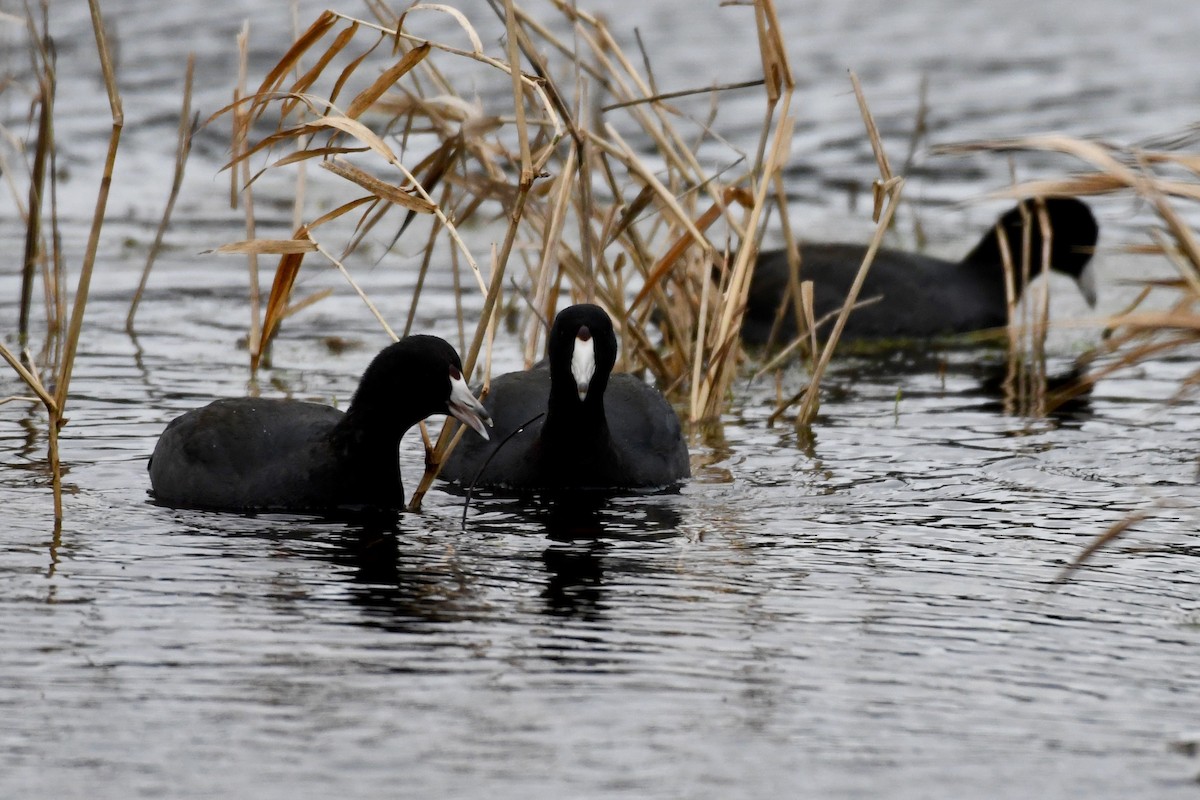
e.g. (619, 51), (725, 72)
(4, 1), (1200, 798)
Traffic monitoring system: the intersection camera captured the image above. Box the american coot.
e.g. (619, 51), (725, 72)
(743, 197), (1099, 344)
(440, 304), (690, 492)
(149, 335), (492, 512)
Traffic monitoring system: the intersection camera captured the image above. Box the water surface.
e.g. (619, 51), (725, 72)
(3, 1), (1200, 798)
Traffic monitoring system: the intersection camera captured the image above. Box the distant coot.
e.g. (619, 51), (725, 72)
(440, 304), (690, 492)
(743, 197), (1098, 344)
(149, 335), (491, 512)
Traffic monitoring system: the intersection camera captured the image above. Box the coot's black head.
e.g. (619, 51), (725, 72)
(547, 304), (618, 404)
(979, 197), (1099, 305)
(349, 335), (491, 438)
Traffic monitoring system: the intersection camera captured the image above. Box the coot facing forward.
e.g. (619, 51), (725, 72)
(440, 304), (690, 492)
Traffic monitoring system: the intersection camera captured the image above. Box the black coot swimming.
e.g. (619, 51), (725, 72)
(149, 335), (491, 512)
(743, 197), (1098, 344)
(440, 304), (690, 492)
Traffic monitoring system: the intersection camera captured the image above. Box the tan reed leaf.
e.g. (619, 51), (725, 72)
(987, 174), (1131, 199)
(269, 145), (371, 168)
(301, 116), (400, 163)
(345, 42), (431, 120)
(213, 239), (319, 255)
(399, 4), (485, 53)
(308, 195), (378, 229)
(254, 227), (313, 370)
(282, 21), (360, 120)
(251, 11), (337, 118)
(328, 32), (384, 111)
(319, 158), (437, 212)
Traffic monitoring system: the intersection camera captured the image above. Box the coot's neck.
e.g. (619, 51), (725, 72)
(961, 222), (1045, 300)
(540, 380), (618, 481)
(328, 403), (419, 508)
(544, 381), (609, 439)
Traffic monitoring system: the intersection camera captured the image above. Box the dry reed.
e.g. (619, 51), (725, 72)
(211, 1), (808, 509)
(0, 0), (123, 523)
(942, 133), (1200, 574)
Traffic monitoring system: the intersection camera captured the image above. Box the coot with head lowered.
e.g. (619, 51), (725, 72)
(743, 197), (1098, 344)
(149, 335), (491, 512)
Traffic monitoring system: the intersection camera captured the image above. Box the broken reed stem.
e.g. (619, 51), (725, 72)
(692, 97), (790, 420)
(236, 24), (264, 370)
(127, 53), (196, 333)
(796, 179), (904, 428)
(0, 343), (57, 411)
(524, 144), (577, 367)
(54, 1), (121, 415)
(791, 72), (898, 430)
(405, 179), (535, 512)
(1054, 508), (1153, 584)
(503, 0), (533, 182)
(688, 0), (795, 422)
(15, 0), (122, 522)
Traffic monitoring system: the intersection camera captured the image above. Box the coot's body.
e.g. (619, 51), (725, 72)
(743, 198), (1099, 344)
(149, 335), (490, 512)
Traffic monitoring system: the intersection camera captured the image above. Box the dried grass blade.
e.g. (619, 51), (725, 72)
(345, 42), (431, 120)
(309, 195), (378, 229)
(405, 4), (485, 53)
(319, 158), (436, 212)
(251, 10), (337, 117)
(303, 116), (399, 163)
(989, 174), (1131, 199)
(630, 186), (753, 312)
(214, 239), (319, 255)
(221, 119), (322, 172)
(270, 145), (371, 168)
(254, 227), (312, 369)
(282, 21), (360, 119)
(327, 34), (385, 111)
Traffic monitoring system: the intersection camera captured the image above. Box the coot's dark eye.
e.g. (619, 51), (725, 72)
(449, 364), (462, 381)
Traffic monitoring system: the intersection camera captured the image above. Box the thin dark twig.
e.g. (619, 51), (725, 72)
(1052, 509), (1154, 585)
(128, 55), (197, 333)
(461, 411), (544, 529)
(601, 78), (765, 112)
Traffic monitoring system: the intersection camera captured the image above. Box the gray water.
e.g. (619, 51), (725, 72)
(4, 1), (1200, 798)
